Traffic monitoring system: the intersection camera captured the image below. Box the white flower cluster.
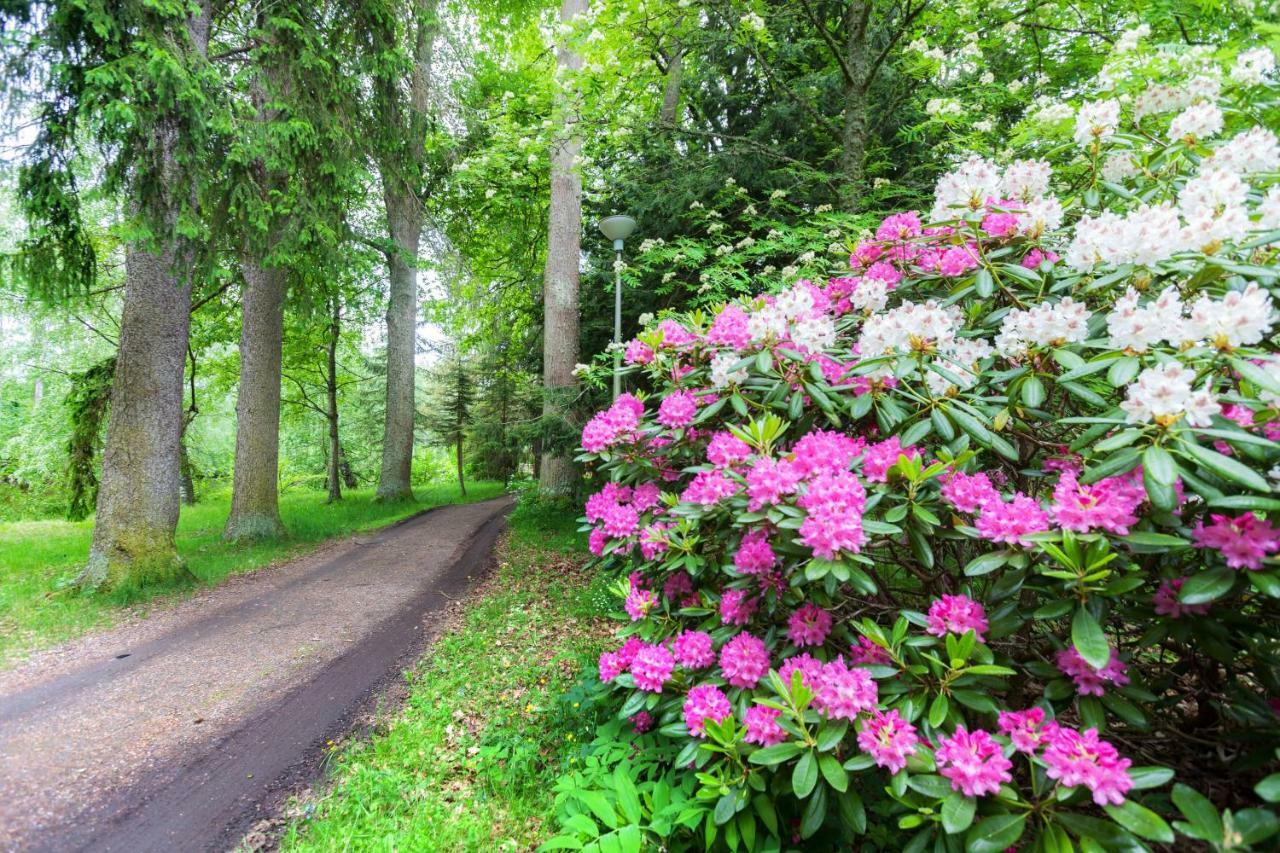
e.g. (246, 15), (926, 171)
(1074, 99), (1121, 148)
(1232, 47), (1277, 87)
(850, 278), (891, 313)
(1167, 102), (1224, 143)
(1178, 167), (1250, 249)
(1114, 24), (1150, 54)
(1002, 159), (1053, 202)
(709, 351), (748, 389)
(1106, 287), (1188, 352)
(1121, 362), (1220, 427)
(859, 300), (962, 358)
(1107, 283), (1277, 352)
(1066, 204), (1183, 270)
(1185, 283), (1277, 350)
(1205, 127), (1280, 175)
(995, 298), (1091, 358)
(925, 336), (995, 395)
(1133, 77), (1220, 120)
(1101, 152), (1140, 182)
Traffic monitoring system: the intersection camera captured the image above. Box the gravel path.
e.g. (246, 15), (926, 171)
(0, 496), (513, 853)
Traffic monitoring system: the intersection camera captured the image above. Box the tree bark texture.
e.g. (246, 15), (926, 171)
(838, 2), (871, 212)
(539, 0), (587, 497)
(80, 3), (211, 591)
(659, 44), (684, 127)
(224, 259), (287, 540)
(375, 179), (422, 501)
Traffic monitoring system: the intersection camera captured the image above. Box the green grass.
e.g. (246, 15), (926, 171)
(0, 481), (504, 666)
(279, 499), (614, 852)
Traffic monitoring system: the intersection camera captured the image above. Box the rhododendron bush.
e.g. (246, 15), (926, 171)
(555, 36), (1280, 853)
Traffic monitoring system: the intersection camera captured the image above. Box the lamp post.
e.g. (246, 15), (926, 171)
(599, 215), (637, 399)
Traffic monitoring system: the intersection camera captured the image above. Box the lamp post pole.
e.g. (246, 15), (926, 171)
(612, 245), (623, 399)
(598, 215), (637, 401)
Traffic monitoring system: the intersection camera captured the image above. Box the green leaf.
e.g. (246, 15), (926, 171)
(614, 767), (642, 825)
(965, 813), (1027, 853)
(1208, 495), (1280, 511)
(749, 741), (804, 766)
(793, 750), (818, 799)
(941, 793), (976, 834)
(1143, 445), (1177, 486)
(1232, 356), (1280, 396)
(928, 692), (949, 727)
(1021, 376), (1046, 408)
(1104, 800), (1175, 843)
(1172, 783), (1222, 839)
(1178, 570), (1236, 606)
(1071, 607), (1111, 670)
(1180, 440), (1270, 492)
(713, 792), (737, 826)
(905, 774), (952, 799)
(964, 551), (1008, 577)
(819, 754), (849, 792)
(1127, 766), (1174, 790)
(1255, 773), (1280, 803)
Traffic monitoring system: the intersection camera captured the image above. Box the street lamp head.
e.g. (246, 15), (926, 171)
(599, 215), (637, 251)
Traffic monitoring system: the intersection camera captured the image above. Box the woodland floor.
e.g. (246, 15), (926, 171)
(0, 496), (513, 853)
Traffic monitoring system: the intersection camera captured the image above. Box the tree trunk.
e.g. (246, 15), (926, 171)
(81, 243), (194, 590)
(539, 0), (587, 497)
(338, 444), (357, 488)
(224, 259), (287, 540)
(375, 180), (422, 502)
(455, 438), (466, 496)
(838, 3), (871, 213)
(659, 45), (684, 127)
(79, 4), (210, 591)
(325, 296), (343, 503)
(179, 419), (196, 506)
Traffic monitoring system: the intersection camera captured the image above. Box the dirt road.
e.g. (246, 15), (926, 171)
(0, 496), (513, 852)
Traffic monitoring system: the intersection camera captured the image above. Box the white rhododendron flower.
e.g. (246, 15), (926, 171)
(931, 155), (1002, 221)
(1074, 99), (1121, 147)
(1167, 102), (1224, 142)
(859, 300), (962, 357)
(1106, 287), (1188, 353)
(1121, 362), (1220, 426)
(995, 298), (1091, 358)
(1184, 283), (1277, 350)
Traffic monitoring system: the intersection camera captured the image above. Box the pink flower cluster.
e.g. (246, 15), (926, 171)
(861, 436), (918, 483)
(744, 705), (788, 746)
(935, 726), (1013, 797)
(857, 709), (919, 773)
(1056, 646), (1130, 696)
(925, 594), (989, 641)
(975, 492), (1050, 546)
(745, 456), (800, 510)
(657, 390), (699, 429)
(581, 393), (644, 453)
(683, 684), (732, 737)
(734, 529), (777, 574)
(1193, 512), (1280, 570)
(680, 469), (738, 506)
(673, 630), (716, 668)
(787, 603), (833, 647)
(812, 657), (878, 720)
(719, 632), (770, 688)
(940, 470), (999, 513)
(707, 431), (752, 467)
(1051, 469), (1145, 535)
(998, 708), (1133, 805)
(1153, 577), (1211, 618)
(719, 588), (758, 626)
(797, 470), (867, 559)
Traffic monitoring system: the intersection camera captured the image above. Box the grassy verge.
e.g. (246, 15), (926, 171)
(0, 481), (504, 665)
(278, 498), (613, 852)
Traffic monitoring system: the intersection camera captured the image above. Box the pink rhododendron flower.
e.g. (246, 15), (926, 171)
(631, 482), (661, 512)
(791, 429), (865, 477)
(861, 436), (918, 483)
(938, 244), (980, 277)
(734, 529), (777, 575)
(707, 305), (752, 349)
(662, 570), (693, 600)
(658, 390), (698, 429)
(926, 594), (989, 641)
(1153, 577), (1211, 618)
(630, 711), (654, 733)
(876, 211), (922, 242)
(814, 656), (878, 720)
(863, 260), (903, 286)
(656, 319), (698, 348)
(797, 470), (867, 558)
(746, 456), (801, 510)
(719, 588), (758, 626)
(683, 684), (732, 737)
(680, 469), (738, 505)
(940, 470), (1000, 513)
(631, 642), (675, 692)
(975, 493), (1050, 546)
(588, 527), (607, 556)
(849, 636), (892, 666)
(672, 630), (716, 669)
(787, 603), (833, 647)
(584, 482), (630, 522)
(1021, 247), (1059, 269)
(719, 632), (771, 688)
(625, 338), (654, 365)
(1051, 469), (1144, 535)
(997, 707), (1059, 754)
(581, 393), (644, 453)
(778, 653), (824, 691)
(1193, 513), (1280, 570)
(982, 209), (1020, 238)
(707, 431), (752, 467)
(935, 726), (1013, 797)
(640, 524), (670, 560)
(624, 585), (656, 621)
(601, 502), (639, 538)
(598, 650), (625, 682)
(1056, 646), (1130, 696)
(1043, 726), (1134, 806)
(857, 709), (920, 773)
(744, 705), (788, 746)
